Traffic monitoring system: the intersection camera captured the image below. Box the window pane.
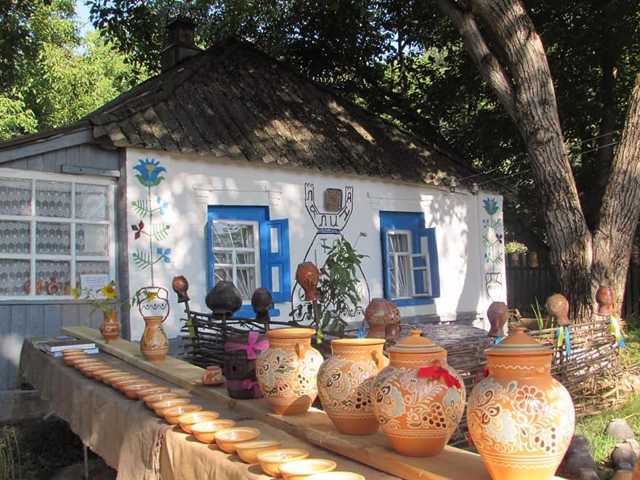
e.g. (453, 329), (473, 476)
(76, 261), (110, 288)
(76, 184), (109, 220)
(0, 221), (30, 254)
(389, 233), (409, 253)
(0, 177), (31, 216)
(236, 267), (257, 300)
(213, 252), (233, 264)
(391, 255), (412, 298)
(213, 222), (255, 248)
(36, 181), (71, 218)
(0, 260), (30, 296)
(236, 252), (256, 265)
(214, 266), (233, 283)
(36, 260), (70, 296)
(76, 224), (109, 256)
(36, 222), (71, 255)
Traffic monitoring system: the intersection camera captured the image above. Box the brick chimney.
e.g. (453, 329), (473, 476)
(160, 16), (201, 71)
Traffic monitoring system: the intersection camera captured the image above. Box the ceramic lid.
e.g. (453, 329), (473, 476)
(485, 326), (550, 356)
(388, 329), (445, 355)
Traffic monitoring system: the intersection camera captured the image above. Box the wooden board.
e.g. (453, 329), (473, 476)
(63, 326), (563, 480)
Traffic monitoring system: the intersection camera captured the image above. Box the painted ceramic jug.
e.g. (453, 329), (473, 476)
(256, 328), (323, 415)
(137, 286), (170, 362)
(371, 330), (465, 456)
(317, 338), (387, 435)
(100, 310), (120, 342)
(467, 327), (575, 480)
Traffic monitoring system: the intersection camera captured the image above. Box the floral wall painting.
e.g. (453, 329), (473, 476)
(480, 196), (505, 301)
(130, 158), (172, 285)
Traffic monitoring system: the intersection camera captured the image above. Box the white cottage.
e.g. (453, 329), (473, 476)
(0, 24), (505, 390)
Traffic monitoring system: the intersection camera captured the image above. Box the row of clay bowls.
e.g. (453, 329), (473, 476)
(61, 349), (361, 480)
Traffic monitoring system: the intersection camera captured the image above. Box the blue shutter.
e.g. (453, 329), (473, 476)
(260, 219), (291, 303)
(415, 228), (440, 298)
(380, 221), (392, 300)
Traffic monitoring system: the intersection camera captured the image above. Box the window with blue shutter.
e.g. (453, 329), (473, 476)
(380, 211), (440, 306)
(207, 206), (290, 316)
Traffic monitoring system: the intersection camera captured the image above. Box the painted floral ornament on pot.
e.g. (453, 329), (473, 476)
(371, 330), (465, 456)
(318, 338), (387, 435)
(256, 328), (323, 415)
(467, 327), (575, 480)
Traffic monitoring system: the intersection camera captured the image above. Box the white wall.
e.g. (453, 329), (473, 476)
(126, 148), (506, 340)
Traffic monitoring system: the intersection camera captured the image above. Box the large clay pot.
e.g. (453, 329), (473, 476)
(317, 338), (387, 435)
(296, 262), (321, 302)
(100, 310), (120, 342)
(206, 281), (242, 314)
(364, 298), (400, 340)
(596, 286), (615, 316)
(467, 327), (575, 480)
(256, 328), (323, 415)
(371, 330), (465, 456)
(487, 302), (508, 338)
(137, 286), (170, 362)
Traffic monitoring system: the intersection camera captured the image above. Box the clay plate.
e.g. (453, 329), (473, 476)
(163, 404), (202, 425)
(235, 440), (281, 464)
(214, 427), (260, 454)
(257, 448), (310, 477)
(190, 419), (236, 444)
(280, 459), (337, 480)
(177, 410), (220, 434)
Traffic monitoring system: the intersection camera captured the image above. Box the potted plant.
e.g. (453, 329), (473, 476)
(505, 241), (528, 267)
(72, 281), (126, 342)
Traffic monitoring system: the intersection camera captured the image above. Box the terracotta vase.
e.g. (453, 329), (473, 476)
(487, 302), (508, 338)
(546, 293), (570, 326)
(100, 310), (120, 342)
(371, 330), (465, 456)
(467, 327), (575, 480)
(256, 328), (323, 415)
(364, 298), (400, 340)
(202, 365), (223, 385)
(527, 251), (539, 268)
(317, 338), (388, 435)
(137, 286), (170, 362)
(596, 286), (615, 316)
(296, 262), (321, 302)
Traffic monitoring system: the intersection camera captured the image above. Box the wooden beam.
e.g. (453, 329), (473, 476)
(0, 128), (95, 163)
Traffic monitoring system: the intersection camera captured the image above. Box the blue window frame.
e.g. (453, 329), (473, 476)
(207, 206), (291, 316)
(380, 211), (440, 306)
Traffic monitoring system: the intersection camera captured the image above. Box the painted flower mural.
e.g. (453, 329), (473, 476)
(481, 196), (505, 301)
(133, 158), (167, 187)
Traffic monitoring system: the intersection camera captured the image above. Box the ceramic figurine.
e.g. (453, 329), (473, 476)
(317, 338), (387, 435)
(296, 263), (321, 302)
(137, 286), (170, 362)
(171, 275), (190, 303)
(202, 365), (224, 385)
(256, 328), (323, 415)
(371, 330), (465, 456)
(206, 281), (242, 314)
(100, 310), (120, 342)
(364, 298), (400, 340)
(224, 331), (268, 399)
(487, 301), (508, 342)
(467, 327), (575, 480)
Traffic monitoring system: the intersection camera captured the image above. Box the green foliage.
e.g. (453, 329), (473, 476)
(0, 93), (38, 140)
(132, 249), (154, 270)
(0, 426), (20, 480)
(317, 239), (366, 337)
(505, 241), (528, 255)
(531, 297), (545, 330)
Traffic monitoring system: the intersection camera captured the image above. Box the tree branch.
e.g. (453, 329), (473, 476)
(436, 0), (516, 120)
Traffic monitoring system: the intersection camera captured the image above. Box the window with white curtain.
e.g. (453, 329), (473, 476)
(0, 171), (116, 299)
(388, 230), (413, 298)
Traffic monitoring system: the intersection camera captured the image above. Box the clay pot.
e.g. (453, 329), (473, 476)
(317, 338), (387, 435)
(467, 327), (575, 480)
(546, 293), (570, 327)
(137, 286), (170, 362)
(527, 251), (540, 268)
(202, 365), (223, 385)
(296, 262), (321, 302)
(596, 286), (615, 316)
(371, 330), (465, 456)
(256, 328), (323, 415)
(487, 302), (508, 337)
(252, 288), (274, 323)
(224, 331), (268, 399)
(171, 275), (190, 303)
(100, 310), (120, 342)
(206, 281), (242, 314)
(364, 298), (400, 340)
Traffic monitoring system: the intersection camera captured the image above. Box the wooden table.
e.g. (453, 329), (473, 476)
(62, 326), (519, 480)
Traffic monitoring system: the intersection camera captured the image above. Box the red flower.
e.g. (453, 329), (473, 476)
(131, 221), (145, 240)
(417, 363), (462, 389)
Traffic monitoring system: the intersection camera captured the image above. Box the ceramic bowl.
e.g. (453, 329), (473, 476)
(190, 419), (236, 444)
(280, 459), (337, 480)
(73, 359), (102, 370)
(113, 378), (143, 392)
(63, 355), (88, 366)
(235, 440), (282, 464)
(79, 364), (107, 378)
(214, 427), (260, 454)
(143, 392), (186, 408)
(152, 398), (191, 417)
(92, 368), (121, 381)
(257, 449), (310, 477)
(101, 372), (131, 385)
(177, 411), (220, 434)
(137, 386), (171, 400)
(122, 382), (157, 400)
(306, 474), (365, 480)
(163, 404), (202, 425)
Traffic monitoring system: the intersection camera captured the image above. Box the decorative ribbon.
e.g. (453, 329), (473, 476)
(417, 363), (461, 389)
(483, 367), (490, 378)
(226, 379), (262, 397)
(608, 315), (626, 348)
(555, 326), (572, 358)
(492, 336), (503, 345)
(224, 331), (269, 360)
(356, 323), (367, 339)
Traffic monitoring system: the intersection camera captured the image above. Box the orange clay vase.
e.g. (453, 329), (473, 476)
(371, 330), (465, 456)
(317, 338), (388, 435)
(467, 327), (575, 480)
(256, 328), (323, 415)
(100, 310), (120, 342)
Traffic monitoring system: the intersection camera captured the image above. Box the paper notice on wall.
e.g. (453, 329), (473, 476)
(80, 274), (110, 295)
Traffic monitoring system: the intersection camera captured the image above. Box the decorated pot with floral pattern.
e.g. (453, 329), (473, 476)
(256, 328), (323, 415)
(371, 330), (465, 456)
(467, 327), (575, 480)
(317, 338), (388, 435)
